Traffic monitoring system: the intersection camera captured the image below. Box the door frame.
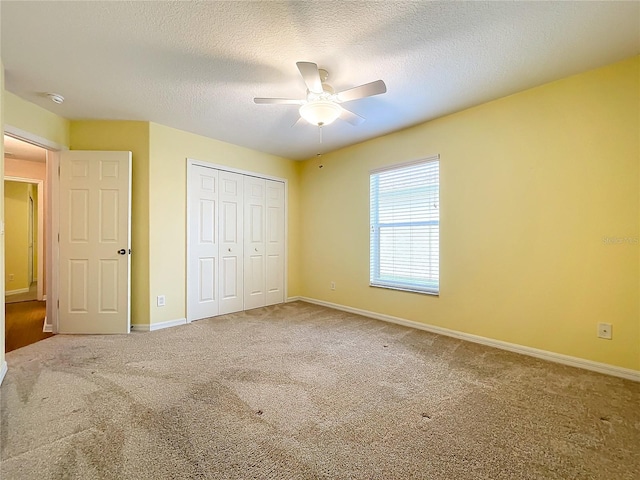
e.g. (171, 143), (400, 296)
(185, 158), (289, 322)
(28, 191), (34, 285)
(4, 125), (66, 333)
(4, 175), (44, 300)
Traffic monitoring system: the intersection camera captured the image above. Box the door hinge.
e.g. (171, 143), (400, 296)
(58, 233), (60, 242)
(58, 165), (61, 176)
(57, 299), (60, 309)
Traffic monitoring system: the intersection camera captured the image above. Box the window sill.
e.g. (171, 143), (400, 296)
(369, 284), (439, 296)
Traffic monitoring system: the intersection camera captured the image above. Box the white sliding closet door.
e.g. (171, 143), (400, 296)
(188, 163), (286, 318)
(243, 176), (267, 309)
(266, 180), (285, 306)
(219, 171), (244, 315)
(188, 166), (219, 321)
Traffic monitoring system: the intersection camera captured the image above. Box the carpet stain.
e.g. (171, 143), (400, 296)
(219, 367), (296, 386)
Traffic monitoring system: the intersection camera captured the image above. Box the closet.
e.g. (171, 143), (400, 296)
(187, 163), (285, 322)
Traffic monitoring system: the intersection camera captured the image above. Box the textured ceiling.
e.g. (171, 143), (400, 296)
(1, 1), (639, 160)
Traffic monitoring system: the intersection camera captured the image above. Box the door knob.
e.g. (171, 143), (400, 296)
(228, 248), (232, 252)
(118, 249), (126, 255)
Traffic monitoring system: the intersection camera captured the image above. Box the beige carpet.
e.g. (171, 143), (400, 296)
(1, 301), (638, 479)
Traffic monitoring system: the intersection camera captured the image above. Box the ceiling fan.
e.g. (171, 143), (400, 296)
(254, 62), (387, 127)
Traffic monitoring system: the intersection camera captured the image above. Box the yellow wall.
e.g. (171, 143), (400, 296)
(148, 123), (301, 325)
(4, 181), (29, 291)
(4, 181), (38, 291)
(4, 91), (70, 147)
(299, 56), (640, 370)
(69, 121), (150, 326)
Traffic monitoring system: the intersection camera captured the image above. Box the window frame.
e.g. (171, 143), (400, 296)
(369, 155), (440, 296)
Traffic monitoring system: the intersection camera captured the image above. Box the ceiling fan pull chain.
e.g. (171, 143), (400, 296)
(316, 125), (324, 157)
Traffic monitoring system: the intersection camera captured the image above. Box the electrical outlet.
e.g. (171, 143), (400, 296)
(330, 281), (336, 290)
(157, 295), (166, 307)
(8, 274), (14, 282)
(597, 323), (612, 340)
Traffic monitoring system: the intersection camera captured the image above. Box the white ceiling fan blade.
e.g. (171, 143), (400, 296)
(339, 107), (365, 126)
(296, 62), (323, 94)
(336, 80), (387, 102)
(254, 97), (304, 105)
(292, 116), (306, 127)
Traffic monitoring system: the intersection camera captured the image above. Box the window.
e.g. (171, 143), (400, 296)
(370, 156), (439, 295)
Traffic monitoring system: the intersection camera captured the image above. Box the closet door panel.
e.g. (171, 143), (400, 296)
(243, 176), (266, 309)
(188, 166), (219, 321)
(266, 180), (285, 305)
(219, 171), (244, 314)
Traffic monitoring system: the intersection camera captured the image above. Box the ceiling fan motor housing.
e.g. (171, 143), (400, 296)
(254, 61), (386, 127)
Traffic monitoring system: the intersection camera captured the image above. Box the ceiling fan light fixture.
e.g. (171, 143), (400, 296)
(299, 100), (341, 126)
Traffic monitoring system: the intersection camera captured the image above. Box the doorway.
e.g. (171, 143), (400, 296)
(4, 135), (52, 351)
(4, 179), (41, 303)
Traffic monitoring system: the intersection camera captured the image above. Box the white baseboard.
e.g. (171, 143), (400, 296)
(5, 288), (29, 296)
(286, 296), (302, 302)
(43, 316), (52, 333)
(0, 361), (7, 386)
(42, 295), (47, 301)
(300, 297), (640, 383)
(131, 317), (187, 332)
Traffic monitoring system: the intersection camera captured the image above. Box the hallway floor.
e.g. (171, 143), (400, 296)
(5, 281), (38, 304)
(5, 299), (53, 352)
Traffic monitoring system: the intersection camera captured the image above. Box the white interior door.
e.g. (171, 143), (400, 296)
(219, 171), (244, 315)
(265, 180), (285, 306)
(187, 165), (219, 321)
(59, 151), (131, 334)
(243, 176), (266, 310)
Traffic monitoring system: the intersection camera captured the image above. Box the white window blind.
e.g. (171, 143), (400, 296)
(370, 157), (439, 294)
